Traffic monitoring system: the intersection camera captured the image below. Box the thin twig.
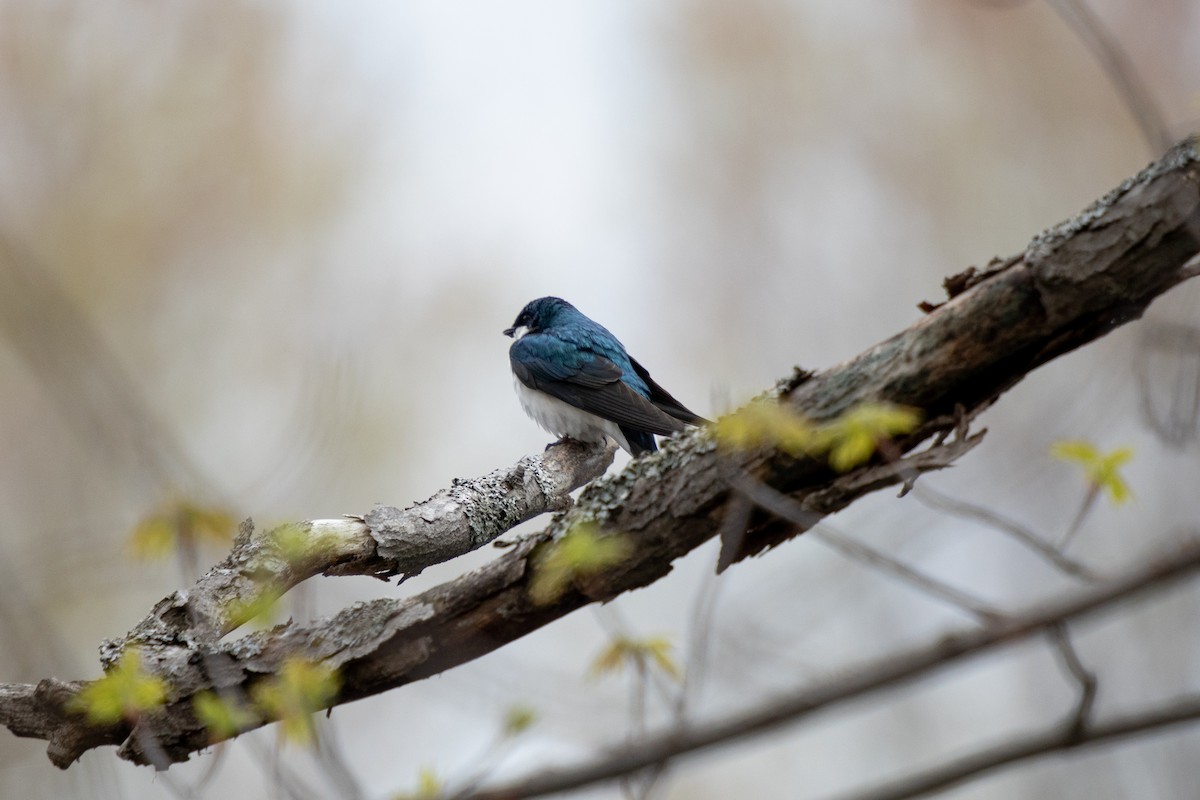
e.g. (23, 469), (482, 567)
(312, 717), (364, 800)
(1134, 319), (1200, 445)
(591, 605), (679, 710)
(1181, 255), (1200, 281)
(249, 735), (323, 800)
(458, 536), (1200, 800)
(734, 475), (1005, 623)
(813, 525), (1003, 623)
(912, 483), (1100, 581)
(1048, 624), (1097, 738)
(132, 726), (194, 800)
(443, 722), (530, 800)
(1045, 0), (1173, 155)
(587, 606), (680, 800)
(1058, 485), (1100, 550)
(681, 496), (745, 715)
(182, 742), (227, 799)
(830, 695), (1200, 800)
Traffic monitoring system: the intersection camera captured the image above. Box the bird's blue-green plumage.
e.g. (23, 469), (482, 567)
(504, 297), (705, 456)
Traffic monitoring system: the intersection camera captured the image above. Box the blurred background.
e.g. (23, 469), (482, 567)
(1, 1), (1199, 798)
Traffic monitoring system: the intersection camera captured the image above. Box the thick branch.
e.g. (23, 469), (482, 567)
(100, 438), (613, 660)
(4, 137), (1199, 769)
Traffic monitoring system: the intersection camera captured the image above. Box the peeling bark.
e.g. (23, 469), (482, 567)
(3, 136), (1199, 769)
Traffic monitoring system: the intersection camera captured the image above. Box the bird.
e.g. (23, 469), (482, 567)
(504, 296), (707, 456)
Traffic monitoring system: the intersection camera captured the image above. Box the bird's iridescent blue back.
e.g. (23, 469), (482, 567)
(514, 298), (652, 397)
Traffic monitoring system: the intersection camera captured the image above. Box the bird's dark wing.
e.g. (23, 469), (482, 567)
(628, 357), (709, 425)
(511, 339), (687, 436)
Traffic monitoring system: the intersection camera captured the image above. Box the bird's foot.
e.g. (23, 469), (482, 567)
(545, 436), (591, 452)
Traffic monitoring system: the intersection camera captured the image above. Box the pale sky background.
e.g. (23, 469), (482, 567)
(1, 1), (1199, 798)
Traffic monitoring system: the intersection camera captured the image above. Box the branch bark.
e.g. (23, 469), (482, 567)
(101, 438), (614, 657)
(3, 136), (1199, 770)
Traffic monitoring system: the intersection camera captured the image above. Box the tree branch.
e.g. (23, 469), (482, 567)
(456, 536), (1200, 800)
(910, 482), (1099, 580)
(732, 473), (1005, 622)
(833, 696), (1200, 800)
(101, 437), (614, 657)
(3, 136), (1199, 769)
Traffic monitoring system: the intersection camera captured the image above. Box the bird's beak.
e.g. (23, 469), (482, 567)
(503, 326), (516, 338)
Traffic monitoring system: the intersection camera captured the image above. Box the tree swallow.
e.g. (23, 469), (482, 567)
(504, 297), (707, 456)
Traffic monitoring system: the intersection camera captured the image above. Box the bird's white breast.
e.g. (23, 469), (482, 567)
(512, 375), (631, 453)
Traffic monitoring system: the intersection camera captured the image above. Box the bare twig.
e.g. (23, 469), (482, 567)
(264, 735), (322, 800)
(734, 475), (1004, 623)
(587, 607), (678, 800)
(831, 695), (1200, 800)
(591, 605), (679, 713)
(180, 742), (227, 799)
(312, 718), (364, 800)
(457, 537), (1200, 800)
(443, 719), (535, 800)
(679, 512), (736, 717)
(1135, 317), (1200, 445)
(131, 726), (193, 799)
(1045, 0), (1172, 154)
(912, 483), (1100, 580)
(1057, 484), (1101, 550)
(1048, 624), (1097, 738)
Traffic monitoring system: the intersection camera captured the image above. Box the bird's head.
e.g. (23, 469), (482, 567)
(503, 296), (576, 339)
